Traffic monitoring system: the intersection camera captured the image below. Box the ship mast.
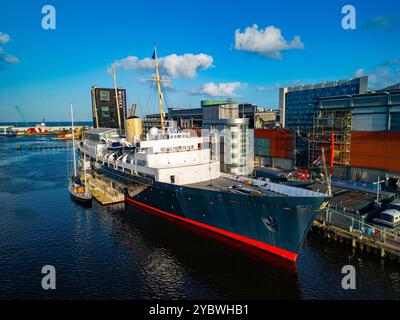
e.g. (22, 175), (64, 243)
(112, 61), (122, 134)
(70, 103), (77, 177)
(153, 45), (165, 131)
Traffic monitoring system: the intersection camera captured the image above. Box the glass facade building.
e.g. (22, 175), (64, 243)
(279, 77), (368, 132)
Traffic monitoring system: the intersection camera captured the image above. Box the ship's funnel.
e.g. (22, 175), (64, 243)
(125, 117), (143, 143)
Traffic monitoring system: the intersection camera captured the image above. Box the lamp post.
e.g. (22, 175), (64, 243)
(373, 176), (387, 206)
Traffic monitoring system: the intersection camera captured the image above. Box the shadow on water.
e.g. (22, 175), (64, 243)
(93, 201), (302, 300)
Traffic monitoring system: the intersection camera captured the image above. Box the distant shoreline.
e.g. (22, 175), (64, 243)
(0, 121), (93, 127)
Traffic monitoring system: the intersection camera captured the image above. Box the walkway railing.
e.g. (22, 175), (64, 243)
(317, 208), (400, 245)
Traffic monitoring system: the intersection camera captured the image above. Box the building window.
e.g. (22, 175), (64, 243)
(100, 91), (110, 101)
(254, 138), (270, 156)
(102, 106), (110, 118)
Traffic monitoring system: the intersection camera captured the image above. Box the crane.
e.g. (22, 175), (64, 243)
(14, 106), (32, 127)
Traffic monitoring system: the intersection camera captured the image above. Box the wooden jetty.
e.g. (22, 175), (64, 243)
(16, 143), (72, 151)
(312, 216), (400, 263)
(87, 178), (124, 205)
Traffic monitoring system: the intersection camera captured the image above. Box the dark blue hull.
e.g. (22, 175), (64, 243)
(101, 167), (327, 262)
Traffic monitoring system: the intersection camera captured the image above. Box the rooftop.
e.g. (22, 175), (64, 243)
(84, 127), (118, 134)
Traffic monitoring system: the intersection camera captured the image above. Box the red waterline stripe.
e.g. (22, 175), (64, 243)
(125, 196), (298, 262)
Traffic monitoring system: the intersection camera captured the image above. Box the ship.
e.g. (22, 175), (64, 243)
(77, 46), (329, 262)
(0, 126), (16, 138)
(68, 104), (92, 206)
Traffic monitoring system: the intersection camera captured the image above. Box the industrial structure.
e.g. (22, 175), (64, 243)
(309, 86), (400, 189)
(254, 129), (295, 170)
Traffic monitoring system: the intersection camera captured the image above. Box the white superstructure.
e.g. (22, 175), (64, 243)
(80, 126), (221, 185)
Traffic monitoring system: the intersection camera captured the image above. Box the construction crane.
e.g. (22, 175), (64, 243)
(14, 106), (32, 127)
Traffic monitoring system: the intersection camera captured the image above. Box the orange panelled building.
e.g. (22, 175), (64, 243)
(350, 132), (400, 172)
(254, 129), (294, 159)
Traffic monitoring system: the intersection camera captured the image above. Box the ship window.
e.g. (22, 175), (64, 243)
(170, 175), (175, 184)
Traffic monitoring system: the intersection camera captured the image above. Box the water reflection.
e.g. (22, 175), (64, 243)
(92, 203), (302, 299)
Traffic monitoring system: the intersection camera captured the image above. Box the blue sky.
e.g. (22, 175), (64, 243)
(0, 0), (399, 121)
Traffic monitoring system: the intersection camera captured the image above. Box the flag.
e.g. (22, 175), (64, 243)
(151, 50), (156, 60)
(312, 155), (323, 167)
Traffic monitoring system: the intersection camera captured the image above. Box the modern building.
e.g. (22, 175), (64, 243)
(167, 107), (203, 129)
(279, 77), (368, 131)
(91, 86), (127, 130)
(166, 101), (277, 131)
(202, 102), (254, 175)
(309, 87), (400, 189)
(143, 113), (166, 133)
(200, 100), (257, 129)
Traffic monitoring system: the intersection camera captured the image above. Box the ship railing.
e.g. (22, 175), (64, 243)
(222, 173), (327, 197)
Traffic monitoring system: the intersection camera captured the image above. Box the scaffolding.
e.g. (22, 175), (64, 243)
(309, 109), (352, 169)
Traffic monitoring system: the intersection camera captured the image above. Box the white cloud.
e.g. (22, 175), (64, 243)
(162, 54), (213, 78)
(0, 32), (11, 44)
(111, 56), (154, 74)
(353, 68), (366, 78)
(138, 75), (176, 92)
(3, 54), (19, 64)
(234, 24), (304, 59)
(112, 53), (213, 79)
(352, 60), (400, 89)
(0, 32), (19, 68)
(190, 82), (247, 97)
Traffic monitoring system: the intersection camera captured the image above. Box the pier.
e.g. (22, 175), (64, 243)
(312, 209), (400, 262)
(16, 143), (72, 151)
(306, 181), (400, 262)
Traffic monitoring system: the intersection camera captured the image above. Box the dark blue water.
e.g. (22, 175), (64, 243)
(1, 136), (400, 300)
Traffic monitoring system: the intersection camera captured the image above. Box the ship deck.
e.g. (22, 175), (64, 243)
(187, 177), (290, 197)
(187, 175), (329, 198)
